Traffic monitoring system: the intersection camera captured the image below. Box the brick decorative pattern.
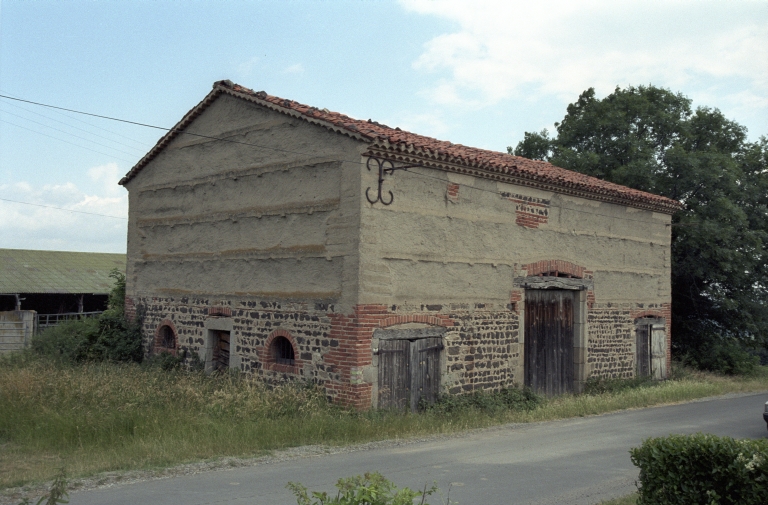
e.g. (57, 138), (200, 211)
(446, 183), (460, 203)
(208, 306), (232, 317)
(501, 192), (550, 228)
(522, 260), (592, 279)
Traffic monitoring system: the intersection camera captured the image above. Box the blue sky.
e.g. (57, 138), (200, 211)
(1, 0), (766, 253)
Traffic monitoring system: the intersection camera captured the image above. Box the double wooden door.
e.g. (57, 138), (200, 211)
(377, 337), (443, 412)
(525, 290), (575, 396)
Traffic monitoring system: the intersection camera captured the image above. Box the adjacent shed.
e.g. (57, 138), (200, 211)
(121, 80), (681, 409)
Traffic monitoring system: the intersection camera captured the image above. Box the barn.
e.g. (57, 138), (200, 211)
(120, 80), (681, 410)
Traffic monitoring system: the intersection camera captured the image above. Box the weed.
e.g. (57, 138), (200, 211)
(287, 472), (436, 505)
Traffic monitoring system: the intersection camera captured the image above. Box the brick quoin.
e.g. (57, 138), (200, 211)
(124, 296), (137, 322)
(260, 329), (303, 374)
(326, 305), (456, 409)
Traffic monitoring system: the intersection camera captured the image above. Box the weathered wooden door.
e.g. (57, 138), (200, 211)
(213, 330), (230, 371)
(377, 339), (410, 410)
(636, 324), (651, 377)
(636, 321), (666, 379)
(378, 337), (443, 412)
(650, 325), (667, 379)
(525, 290), (574, 396)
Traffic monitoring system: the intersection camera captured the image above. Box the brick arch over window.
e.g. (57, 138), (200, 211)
(523, 260), (588, 279)
(154, 319), (178, 355)
(261, 330), (302, 374)
(378, 314), (453, 329)
(632, 311), (665, 321)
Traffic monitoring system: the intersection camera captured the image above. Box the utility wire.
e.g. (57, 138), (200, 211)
(0, 119), (135, 163)
(0, 108), (145, 157)
(0, 99), (151, 152)
(0, 90), (151, 147)
(1, 92), (687, 226)
(0, 197), (127, 220)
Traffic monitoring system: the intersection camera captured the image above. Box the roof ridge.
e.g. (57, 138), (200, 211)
(120, 80), (682, 214)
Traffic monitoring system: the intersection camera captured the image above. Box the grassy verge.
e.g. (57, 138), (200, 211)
(1, 353), (766, 490)
(598, 493), (637, 505)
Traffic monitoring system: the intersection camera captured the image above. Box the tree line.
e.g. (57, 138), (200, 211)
(511, 85), (768, 373)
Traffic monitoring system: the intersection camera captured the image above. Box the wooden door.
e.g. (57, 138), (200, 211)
(411, 337), (443, 412)
(651, 325), (667, 379)
(525, 290), (574, 396)
(636, 324), (651, 377)
(377, 339), (410, 410)
(214, 331), (230, 371)
(378, 337), (443, 412)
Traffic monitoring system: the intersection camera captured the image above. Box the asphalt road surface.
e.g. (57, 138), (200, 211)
(71, 392), (768, 505)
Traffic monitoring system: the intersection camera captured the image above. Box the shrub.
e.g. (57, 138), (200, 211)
(424, 386), (542, 415)
(679, 336), (759, 376)
(287, 472), (436, 505)
(630, 433), (768, 505)
(30, 269), (143, 364)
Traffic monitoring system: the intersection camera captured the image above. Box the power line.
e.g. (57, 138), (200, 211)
(0, 92), (683, 226)
(0, 108), (145, 157)
(0, 197), (128, 220)
(0, 99), (151, 152)
(0, 119), (136, 163)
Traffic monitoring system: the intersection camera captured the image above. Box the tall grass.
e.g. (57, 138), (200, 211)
(1, 353), (766, 490)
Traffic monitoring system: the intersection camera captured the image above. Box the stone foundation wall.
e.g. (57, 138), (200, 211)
(587, 302), (672, 379)
(130, 295), (669, 408)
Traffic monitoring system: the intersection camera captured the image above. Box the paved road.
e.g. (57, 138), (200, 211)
(71, 393), (767, 505)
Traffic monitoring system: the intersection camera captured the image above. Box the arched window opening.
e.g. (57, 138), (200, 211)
(271, 336), (295, 365)
(159, 325), (176, 349)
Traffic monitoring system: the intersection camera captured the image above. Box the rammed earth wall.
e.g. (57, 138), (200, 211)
(122, 83), (677, 409)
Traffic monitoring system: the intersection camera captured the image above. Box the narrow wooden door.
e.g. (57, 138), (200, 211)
(214, 331), (230, 371)
(525, 290), (574, 396)
(636, 324), (651, 377)
(377, 339), (410, 410)
(410, 337), (443, 412)
(651, 325), (667, 379)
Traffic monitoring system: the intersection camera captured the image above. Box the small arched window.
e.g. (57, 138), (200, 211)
(271, 336), (295, 365)
(159, 325), (176, 349)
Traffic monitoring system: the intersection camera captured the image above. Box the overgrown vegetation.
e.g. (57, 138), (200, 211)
(511, 85), (768, 375)
(287, 472), (437, 505)
(31, 270), (142, 364)
(424, 385), (542, 415)
(630, 434), (768, 504)
(2, 353), (766, 492)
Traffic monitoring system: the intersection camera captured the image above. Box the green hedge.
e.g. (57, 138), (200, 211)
(630, 433), (768, 504)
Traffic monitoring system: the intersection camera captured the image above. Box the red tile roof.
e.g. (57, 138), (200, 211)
(120, 80), (682, 214)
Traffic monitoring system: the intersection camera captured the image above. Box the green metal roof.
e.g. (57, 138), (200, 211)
(0, 249), (126, 294)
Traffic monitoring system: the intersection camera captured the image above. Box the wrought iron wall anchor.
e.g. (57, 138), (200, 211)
(365, 156), (421, 205)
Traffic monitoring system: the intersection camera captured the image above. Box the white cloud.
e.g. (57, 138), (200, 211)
(237, 56), (261, 77)
(401, 0), (768, 115)
(0, 166), (128, 252)
(283, 63), (304, 74)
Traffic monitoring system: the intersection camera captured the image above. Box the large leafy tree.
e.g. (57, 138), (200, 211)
(511, 86), (768, 369)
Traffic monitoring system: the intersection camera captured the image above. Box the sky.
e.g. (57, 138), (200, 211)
(0, 0), (766, 253)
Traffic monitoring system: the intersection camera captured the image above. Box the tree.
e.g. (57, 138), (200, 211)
(511, 86), (768, 371)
